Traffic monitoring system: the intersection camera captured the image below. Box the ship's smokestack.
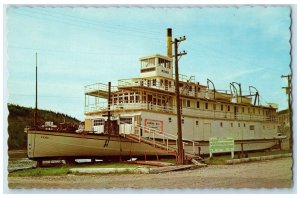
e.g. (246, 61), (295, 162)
(167, 28), (172, 58)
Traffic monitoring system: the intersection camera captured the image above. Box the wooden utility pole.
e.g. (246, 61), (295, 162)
(34, 52), (38, 127)
(281, 74), (292, 152)
(172, 36), (187, 164)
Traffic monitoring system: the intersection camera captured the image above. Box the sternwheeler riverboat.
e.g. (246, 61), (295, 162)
(26, 29), (283, 162)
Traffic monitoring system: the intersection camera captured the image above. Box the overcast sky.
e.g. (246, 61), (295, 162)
(6, 6), (291, 120)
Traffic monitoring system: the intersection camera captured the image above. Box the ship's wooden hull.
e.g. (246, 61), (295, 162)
(27, 130), (171, 160)
(27, 130), (281, 160)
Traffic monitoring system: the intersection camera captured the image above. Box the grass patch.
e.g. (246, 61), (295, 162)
(9, 166), (71, 177)
(204, 155), (233, 165)
(204, 149), (290, 165)
(8, 162), (149, 177)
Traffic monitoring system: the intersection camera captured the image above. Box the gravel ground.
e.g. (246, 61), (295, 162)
(7, 157), (293, 190)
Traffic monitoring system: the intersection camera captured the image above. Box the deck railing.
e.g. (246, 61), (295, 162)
(85, 83), (118, 94)
(85, 102), (277, 122)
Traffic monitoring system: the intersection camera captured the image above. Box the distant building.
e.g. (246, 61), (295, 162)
(277, 109), (290, 126)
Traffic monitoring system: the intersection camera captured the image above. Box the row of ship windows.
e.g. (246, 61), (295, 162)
(95, 118), (275, 130)
(110, 96), (271, 115)
(186, 100), (272, 115)
(168, 117), (275, 130)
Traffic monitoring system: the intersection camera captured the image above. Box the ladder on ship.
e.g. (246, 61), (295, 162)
(119, 122), (202, 162)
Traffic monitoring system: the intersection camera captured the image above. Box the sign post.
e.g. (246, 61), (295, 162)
(209, 137), (235, 158)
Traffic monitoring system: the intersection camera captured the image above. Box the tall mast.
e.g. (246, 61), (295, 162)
(34, 52), (38, 127)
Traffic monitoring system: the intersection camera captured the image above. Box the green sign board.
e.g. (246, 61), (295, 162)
(209, 137), (234, 153)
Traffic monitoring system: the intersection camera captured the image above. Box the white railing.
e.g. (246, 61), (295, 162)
(85, 102), (277, 122)
(119, 121), (197, 155)
(85, 102), (174, 114)
(85, 83), (118, 94)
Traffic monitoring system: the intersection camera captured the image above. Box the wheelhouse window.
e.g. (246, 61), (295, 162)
(221, 105), (223, 111)
(141, 58), (155, 68)
(205, 103), (208, 109)
(197, 101), (200, 108)
(158, 58), (170, 69)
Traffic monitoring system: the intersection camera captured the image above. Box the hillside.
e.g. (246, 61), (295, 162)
(7, 104), (80, 150)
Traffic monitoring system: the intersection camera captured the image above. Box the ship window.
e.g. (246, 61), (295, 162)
(158, 58), (169, 68)
(196, 120), (199, 125)
(228, 105), (230, 111)
(187, 100), (191, 107)
(220, 122), (223, 127)
(152, 79), (156, 86)
(231, 123), (233, 127)
(168, 117), (172, 123)
(250, 125), (255, 130)
(124, 96), (129, 103)
(120, 117), (132, 124)
(93, 119), (104, 126)
(205, 103), (208, 109)
(130, 95), (134, 103)
(197, 101), (200, 108)
(181, 119), (184, 124)
(213, 104), (216, 110)
(182, 99), (186, 107)
(141, 58), (155, 67)
(221, 105), (223, 111)
(158, 99), (161, 106)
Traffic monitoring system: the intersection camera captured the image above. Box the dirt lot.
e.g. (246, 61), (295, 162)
(8, 157), (293, 190)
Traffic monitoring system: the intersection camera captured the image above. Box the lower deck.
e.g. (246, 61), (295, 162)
(85, 110), (280, 142)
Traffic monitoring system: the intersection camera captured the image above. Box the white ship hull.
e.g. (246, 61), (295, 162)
(27, 130), (171, 160)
